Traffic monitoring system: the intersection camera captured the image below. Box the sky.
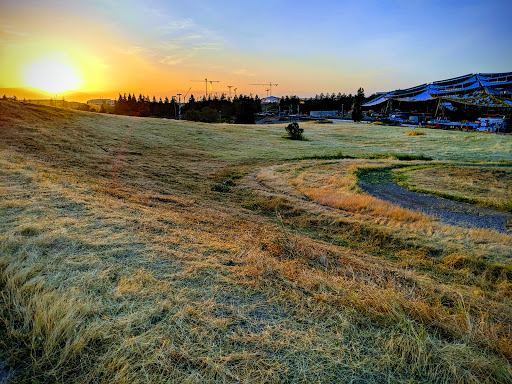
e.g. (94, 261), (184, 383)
(1, 0), (511, 101)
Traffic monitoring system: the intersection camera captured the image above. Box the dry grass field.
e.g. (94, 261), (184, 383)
(1, 100), (511, 383)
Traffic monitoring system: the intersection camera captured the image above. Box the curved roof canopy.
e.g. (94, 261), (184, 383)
(364, 72), (512, 108)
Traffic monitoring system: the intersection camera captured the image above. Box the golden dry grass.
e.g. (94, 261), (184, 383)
(405, 131), (425, 136)
(0, 101), (511, 383)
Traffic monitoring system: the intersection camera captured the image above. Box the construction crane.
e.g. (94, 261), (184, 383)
(250, 82), (278, 97)
(191, 78), (220, 99)
(176, 87), (192, 120)
(227, 85), (234, 100)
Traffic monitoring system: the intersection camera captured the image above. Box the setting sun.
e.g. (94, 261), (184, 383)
(23, 55), (82, 94)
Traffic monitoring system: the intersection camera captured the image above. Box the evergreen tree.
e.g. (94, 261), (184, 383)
(352, 87), (365, 122)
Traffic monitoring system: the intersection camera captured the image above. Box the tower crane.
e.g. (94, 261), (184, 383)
(250, 82), (278, 97)
(191, 78), (220, 99)
(183, 87), (192, 100)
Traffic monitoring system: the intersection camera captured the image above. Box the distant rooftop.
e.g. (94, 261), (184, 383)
(261, 96), (280, 104)
(364, 72), (512, 108)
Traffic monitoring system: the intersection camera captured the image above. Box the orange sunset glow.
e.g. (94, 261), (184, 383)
(2, 1), (509, 102)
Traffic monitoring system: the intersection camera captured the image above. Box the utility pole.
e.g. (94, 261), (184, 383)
(177, 93), (182, 120)
(234, 88), (238, 97)
(227, 85), (234, 100)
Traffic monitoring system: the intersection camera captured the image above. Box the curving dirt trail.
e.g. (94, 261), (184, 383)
(249, 162), (512, 234)
(358, 180), (512, 233)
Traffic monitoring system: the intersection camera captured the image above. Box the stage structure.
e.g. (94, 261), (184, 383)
(364, 72), (512, 110)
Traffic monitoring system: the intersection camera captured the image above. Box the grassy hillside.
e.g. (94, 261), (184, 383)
(1, 101), (511, 383)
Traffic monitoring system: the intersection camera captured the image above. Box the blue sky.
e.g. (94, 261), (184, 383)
(1, 0), (511, 98)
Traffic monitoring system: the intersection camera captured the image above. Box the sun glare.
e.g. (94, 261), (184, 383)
(24, 55), (82, 94)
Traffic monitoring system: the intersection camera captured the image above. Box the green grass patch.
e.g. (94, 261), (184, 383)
(298, 151), (356, 160)
(367, 153), (433, 161)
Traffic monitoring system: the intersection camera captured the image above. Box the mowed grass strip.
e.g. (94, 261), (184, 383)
(0, 101), (511, 383)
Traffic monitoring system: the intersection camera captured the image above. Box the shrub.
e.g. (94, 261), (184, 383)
(285, 122), (304, 140)
(184, 107), (219, 123)
(315, 119), (333, 124)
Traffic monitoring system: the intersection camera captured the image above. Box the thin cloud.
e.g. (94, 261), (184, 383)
(233, 69), (255, 77)
(157, 19), (195, 33)
(191, 42), (223, 51)
(147, 17), (224, 66)
(160, 55), (184, 66)
(113, 45), (144, 56)
(0, 25), (26, 36)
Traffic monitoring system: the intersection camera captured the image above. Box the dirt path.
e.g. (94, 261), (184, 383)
(247, 162), (512, 234)
(359, 180), (512, 233)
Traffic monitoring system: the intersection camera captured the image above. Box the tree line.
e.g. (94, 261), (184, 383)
(81, 89), (374, 123)
(278, 92), (357, 114)
(112, 93), (262, 123)
(114, 93), (178, 117)
(183, 94), (261, 123)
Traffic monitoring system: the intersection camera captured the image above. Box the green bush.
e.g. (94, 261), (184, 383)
(285, 122), (304, 140)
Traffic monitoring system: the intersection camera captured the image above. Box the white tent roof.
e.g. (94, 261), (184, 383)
(261, 96), (281, 104)
(363, 72), (512, 108)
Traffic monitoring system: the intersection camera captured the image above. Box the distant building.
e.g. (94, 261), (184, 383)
(310, 110), (338, 118)
(409, 113), (432, 124)
(363, 72), (512, 109)
(87, 98), (115, 106)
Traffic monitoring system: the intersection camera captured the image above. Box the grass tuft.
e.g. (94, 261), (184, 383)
(405, 131), (426, 136)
